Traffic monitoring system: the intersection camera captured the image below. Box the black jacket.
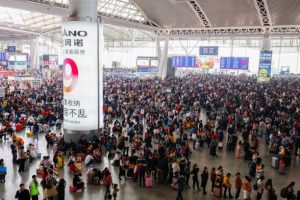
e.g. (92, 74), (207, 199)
(15, 189), (30, 200)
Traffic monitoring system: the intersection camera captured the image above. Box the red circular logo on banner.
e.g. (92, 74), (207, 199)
(63, 58), (78, 93)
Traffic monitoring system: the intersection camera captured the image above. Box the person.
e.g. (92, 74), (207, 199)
(256, 176), (264, 200)
(210, 138), (218, 157)
(223, 173), (233, 199)
(15, 184), (30, 200)
(201, 167), (209, 195)
(184, 161), (191, 189)
(191, 164), (200, 191)
(84, 153), (95, 167)
(211, 167), (216, 194)
(29, 175), (39, 200)
(73, 173), (84, 192)
(287, 182), (296, 200)
(112, 184), (119, 200)
(176, 173), (185, 200)
(103, 171), (113, 198)
(43, 170), (58, 200)
(18, 146), (27, 173)
(235, 172), (242, 200)
(242, 176), (252, 200)
(0, 159), (6, 183)
(137, 161), (146, 187)
(33, 122), (39, 141)
(236, 141), (242, 159)
(263, 179), (275, 200)
(56, 179), (66, 200)
(119, 157), (127, 181)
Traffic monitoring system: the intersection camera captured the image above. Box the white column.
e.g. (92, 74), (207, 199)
(63, 0), (103, 142)
(155, 37), (161, 62)
(30, 38), (39, 69)
(158, 38), (169, 79)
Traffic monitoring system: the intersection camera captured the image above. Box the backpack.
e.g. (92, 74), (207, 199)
(280, 187), (288, 198)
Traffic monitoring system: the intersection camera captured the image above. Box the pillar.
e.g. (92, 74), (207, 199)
(62, 0), (104, 142)
(155, 37), (161, 63)
(30, 38), (39, 69)
(158, 38), (169, 79)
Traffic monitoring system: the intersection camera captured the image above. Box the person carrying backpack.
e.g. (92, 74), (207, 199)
(281, 182), (296, 200)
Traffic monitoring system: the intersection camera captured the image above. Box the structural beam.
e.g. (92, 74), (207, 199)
(248, 0), (272, 26)
(0, 0), (159, 32)
(155, 26), (300, 38)
(187, 0), (211, 28)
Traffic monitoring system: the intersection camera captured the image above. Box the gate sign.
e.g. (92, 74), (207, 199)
(0, 52), (6, 61)
(62, 21), (103, 132)
(171, 56), (196, 68)
(258, 50), (272, 82)
(7, 46), (16, 53)
(220, 57), (249, 70)
(200, 46), (218, 55)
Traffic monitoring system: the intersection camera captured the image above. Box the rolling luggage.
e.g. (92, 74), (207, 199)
(279, 160), (286, 174)
(127, 168), (133, 178)
(145, 176), (153, 188)
(69, 184), (77, 192)
(86, 169), (95, 184)
(75, 162), (82, 173)
(272, 157), (279, 169)
(214, 187), (222, 198)
(93, 177), (100, 185)
(24, 158), (30, 171)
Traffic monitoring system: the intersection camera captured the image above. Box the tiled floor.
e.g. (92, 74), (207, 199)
(0, 129), (300, 200)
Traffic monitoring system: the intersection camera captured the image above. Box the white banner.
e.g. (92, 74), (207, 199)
(62, 21), (103, 131)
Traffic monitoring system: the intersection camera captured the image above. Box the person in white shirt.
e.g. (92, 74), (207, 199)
(84, 153), (95, 167)
(256, 176), (264, 200)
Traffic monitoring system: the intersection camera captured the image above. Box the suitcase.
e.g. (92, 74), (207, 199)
(37, 153), (41, 159)
(145, 176), (153, 188)
(69, 184), (77, 192)
(69, 163), (76, 173)
(279, 161), (286, 174)
(127, 168), (133, 178)
(93, 177), (100, 185)
(24, 158), (30, 171)
(272, 157), (279, 169)
(36, 169), (44, 177)
(195, 142), (200, 150)
(86, 170), (95, 184)
(214, 187), (222, 198)
(75, 163), (82, 173)
(27, 132), (33, 137)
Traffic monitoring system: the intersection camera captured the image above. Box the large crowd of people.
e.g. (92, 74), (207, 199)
(1, 71), (300, 200)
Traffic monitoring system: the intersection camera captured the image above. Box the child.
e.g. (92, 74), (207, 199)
(112, 184), (119, 200)
(236, 141), (242, 159)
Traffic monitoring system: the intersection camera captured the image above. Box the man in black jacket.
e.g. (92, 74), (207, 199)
(15, 184), (30, 200)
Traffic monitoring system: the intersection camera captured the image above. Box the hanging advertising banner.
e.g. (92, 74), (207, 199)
(62, 21), (103, 132)
(199, 56), (220, 69)
(199, 46), (219, 55)
(258, 50), (272, 82)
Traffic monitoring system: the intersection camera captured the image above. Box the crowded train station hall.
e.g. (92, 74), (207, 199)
(1, 0), (300, 200)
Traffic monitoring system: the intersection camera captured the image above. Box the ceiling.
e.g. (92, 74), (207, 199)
(0, 0), (300, 41)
